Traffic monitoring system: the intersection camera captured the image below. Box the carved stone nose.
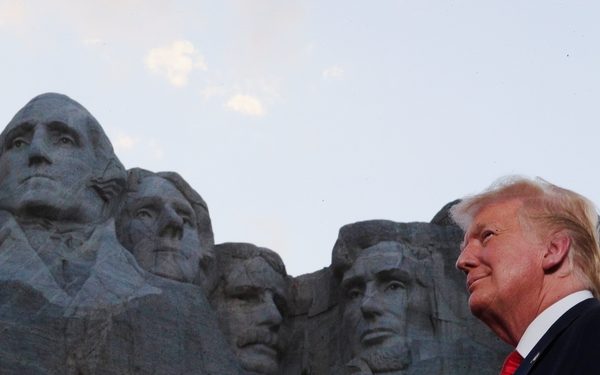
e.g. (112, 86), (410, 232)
(28, 137), (51, 167)
(159, 207), (184, 240)
(360, 288), (383, 318)
(259, 292), (283, 329)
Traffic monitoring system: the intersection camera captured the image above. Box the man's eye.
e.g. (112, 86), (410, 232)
(11, 138), (27, 148)
(233, 293), (260, 303)
(481, 230), (495, 243)
(58, 136), (75, 145)
(385, 281), (405, 292)
(135, 209), (153, 219)
(347, 288), (363, 299)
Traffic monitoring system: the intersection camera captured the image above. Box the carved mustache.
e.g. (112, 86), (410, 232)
(236, 329), (281, 353)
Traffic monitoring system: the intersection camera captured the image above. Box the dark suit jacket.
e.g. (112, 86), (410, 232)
(515, 298), (600, 375)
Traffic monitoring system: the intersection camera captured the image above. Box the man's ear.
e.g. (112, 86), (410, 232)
(542, 230), (571, 272)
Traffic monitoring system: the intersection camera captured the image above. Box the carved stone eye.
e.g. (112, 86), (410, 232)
(347, 288), (362, 299)
(135, 209), (153, 219)
(233, 292), (260, 303)
(386, 281), (405, 292)
(12, 138), (26, 148)
(59, 136), (73, 145)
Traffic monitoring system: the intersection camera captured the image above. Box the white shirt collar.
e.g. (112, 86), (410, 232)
(516, 290), (593, 357)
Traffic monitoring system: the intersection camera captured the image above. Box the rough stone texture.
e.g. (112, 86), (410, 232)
(0, 93), (510, 374)
(116, 167), (215, 287)
(286, 220), (510, 374)
(209, 243), (291, 375)
(0, 93), (242, 374)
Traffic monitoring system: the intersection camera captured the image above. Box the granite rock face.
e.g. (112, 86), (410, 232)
(286, 219), (509, 375)
(0, 93), (242, 375)
(0, 93), (509, 374)
(116, 167), (215, 288)
(209, 243), (291, 375)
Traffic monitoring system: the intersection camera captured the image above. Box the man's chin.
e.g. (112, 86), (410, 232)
(357, 341), (412, 373)
(238, 350), (279, 375)
(468, 294), (492, 318)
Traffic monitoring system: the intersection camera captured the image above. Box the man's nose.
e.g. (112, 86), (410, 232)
(360, 286), (384, 318)
(28, 132), (51, 167)
(258, 292), (283, 331)
(158, 206), (184, 239)
(456, 241), (479, 274)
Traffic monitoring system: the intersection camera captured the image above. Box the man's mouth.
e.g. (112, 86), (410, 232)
(154, 246), (179, 253)
(360, 328), (395, 346)
(241, 342), (279, 358)
(153, 241), (180, 253)
(466, 274), (487, 292)
(237, 330), (280, 358)
(21, 174), (54, 183)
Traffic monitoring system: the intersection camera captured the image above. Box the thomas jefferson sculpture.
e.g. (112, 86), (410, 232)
(117, 168), (214, 286)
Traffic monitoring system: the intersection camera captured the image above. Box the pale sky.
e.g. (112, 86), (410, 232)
(1, 0), (599, 275)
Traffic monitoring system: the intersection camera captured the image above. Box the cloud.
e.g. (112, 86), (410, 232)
(111, 132), (163, 160)
(0, 0), (27, 28)
(322, 65), (345, 80)
(114, 133), (137, 151)
(225, 94), (265, 116)
(50, 1), (187, 47)
(200, 80), (278, 116)
(144, 40), (207, 87)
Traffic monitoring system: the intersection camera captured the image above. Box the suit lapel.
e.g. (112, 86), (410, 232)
(514, 298), (597, 375)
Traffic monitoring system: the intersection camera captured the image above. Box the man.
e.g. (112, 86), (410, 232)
(0, 93), (161, 373)
(333, 238), (435, 374)
(339, 241), (414, 374)
(116, 168), (214, 286)
(0, 93), (123, 223)
(0, 94), (244, 375)
(452, 176), (600, 374)
(0, 92), (155, 305)
(209, 242), (289, 375)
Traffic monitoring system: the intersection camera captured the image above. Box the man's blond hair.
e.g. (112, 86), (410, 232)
(450, 176), (600, 296)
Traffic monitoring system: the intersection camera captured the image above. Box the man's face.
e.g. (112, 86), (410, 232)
(0, 98), (101, 221)
(212, 256), (287, 375)
(456, 199), (545, 327)
(341, 244), (411, 358)
(118, 176), (203, 283)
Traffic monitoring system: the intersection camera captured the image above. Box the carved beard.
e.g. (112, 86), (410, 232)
(357, 343), (412, 374)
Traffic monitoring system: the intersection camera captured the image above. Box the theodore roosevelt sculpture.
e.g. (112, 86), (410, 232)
(209, 242), (290, 375)
(0, 93), (508, 374)
(116, 168), (214, 286)
(0, 94), (244, 375)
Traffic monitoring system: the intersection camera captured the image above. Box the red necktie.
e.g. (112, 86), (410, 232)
(500, 351), (523, 375)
